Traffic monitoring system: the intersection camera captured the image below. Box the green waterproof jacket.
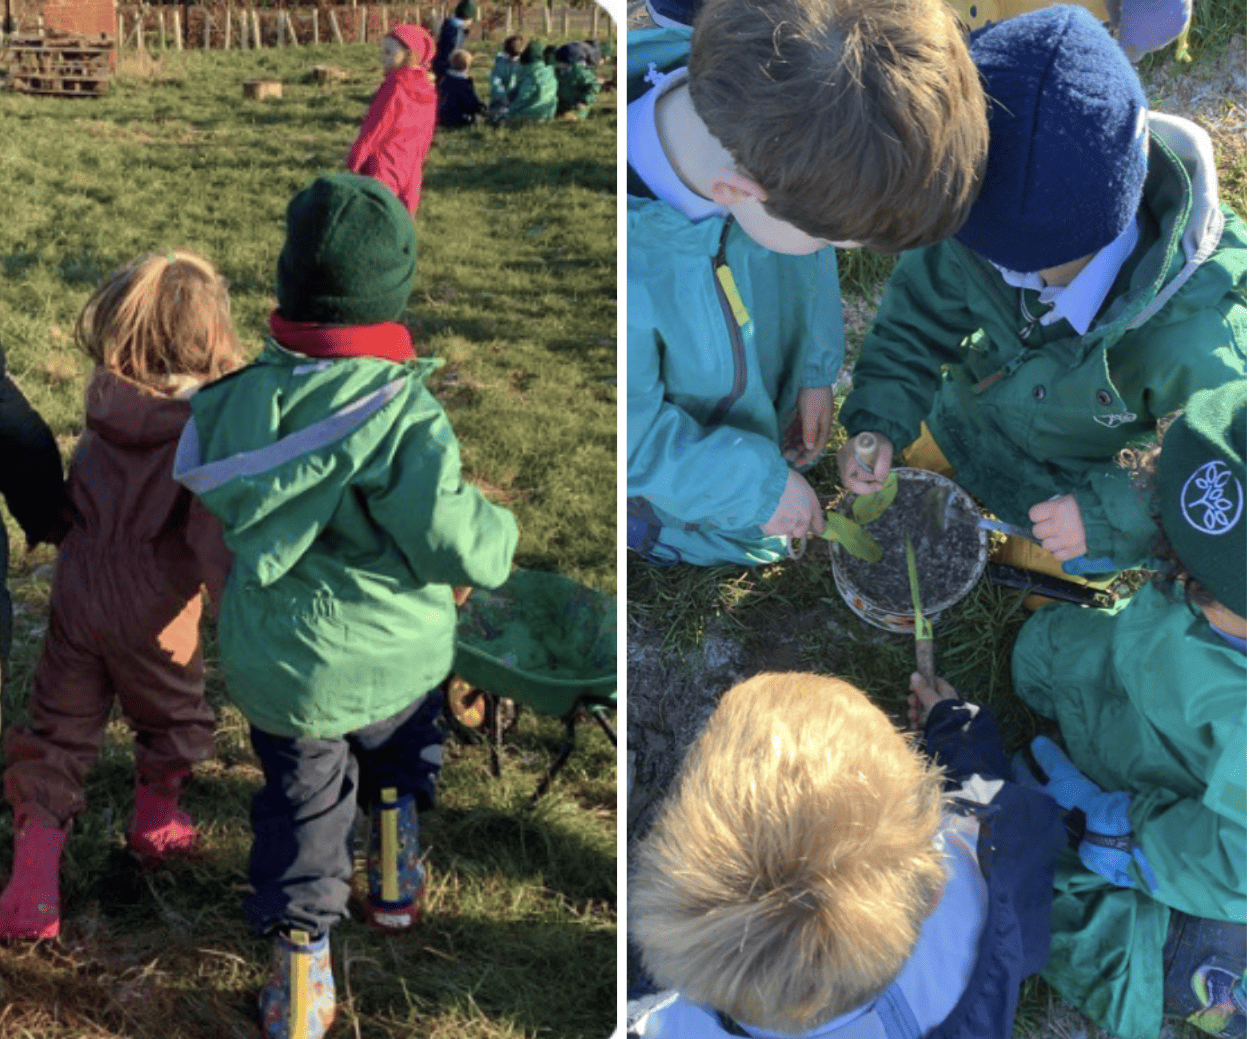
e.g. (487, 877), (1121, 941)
(841, 114), (1246, 568)
(1012, 582), (1246, 1037)
(508, 62), (558, 122)
(557, 63), (599, 117)
(173, 344), (518, 739)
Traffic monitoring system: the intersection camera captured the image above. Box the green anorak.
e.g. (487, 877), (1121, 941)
(841, 115), (1246, 569)
(1012, 583), (1246, 1037)
(557, 62), (599, 117)
(627, 202), (844, 566)
(174, 344), (518, 739)
(508, 61), (558, 122)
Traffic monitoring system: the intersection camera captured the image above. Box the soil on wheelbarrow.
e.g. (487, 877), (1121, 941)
(836, 478), (982, 614)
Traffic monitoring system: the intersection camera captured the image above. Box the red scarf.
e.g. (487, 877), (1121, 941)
(268, 311), (417, 362)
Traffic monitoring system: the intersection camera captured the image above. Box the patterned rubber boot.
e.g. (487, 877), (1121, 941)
(0, 804), (68, 940)
(1164, 911), (1247, 1039)
(366, 787), (425, 932)
(258, 928), (336, 1039)
(127, 769), (198, 865)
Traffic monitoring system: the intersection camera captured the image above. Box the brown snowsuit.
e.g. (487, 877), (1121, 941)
(4, 369), (232, 828)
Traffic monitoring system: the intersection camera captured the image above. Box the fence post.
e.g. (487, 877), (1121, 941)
(204, 10), (212, 49)
(542, 2), (550, 34)
(329, 9), (343, 43)
(224, 7), (231, 48)
(590, 4), (597, 37)
(157, 9), (165, 48)
(135, 10), (145, 49)
(381, 4), (388, 34)
(561, 6), (568, 36)
(172, 8), (183, 49)
(117, 13), (124, 50)
(358, 7), (366, 41)
(311, 8), (319, 44)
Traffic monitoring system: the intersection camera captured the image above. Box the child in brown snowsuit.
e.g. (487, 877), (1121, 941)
(0, 250), (243, 940)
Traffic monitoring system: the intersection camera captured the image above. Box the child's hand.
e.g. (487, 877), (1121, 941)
(761, 470), (825, 541)
(1028, 494), (1087, 562)
(782, 386), (834, 468)
(836, 432), (894, 494)
(907, 671), (960, 730)
(453, 585), (473, 608)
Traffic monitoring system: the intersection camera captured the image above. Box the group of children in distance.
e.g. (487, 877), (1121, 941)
(626, 0), (1245, 1037)
(0, 26), (521, 1038)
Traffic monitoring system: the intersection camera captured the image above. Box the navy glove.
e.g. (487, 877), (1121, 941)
(1029, 736), (1159, 891)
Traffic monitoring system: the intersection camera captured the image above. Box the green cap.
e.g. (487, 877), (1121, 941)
(1157, 381), (1247, 616)
(454, 0), (477, 19)
(277, 173), (416, 326)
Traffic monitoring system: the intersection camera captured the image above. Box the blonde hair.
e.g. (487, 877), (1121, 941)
(689, 0), (987, 252)
(450, 48), (474, 71)
(631, 672), (947, 1033)
(75, 250), (243, 388)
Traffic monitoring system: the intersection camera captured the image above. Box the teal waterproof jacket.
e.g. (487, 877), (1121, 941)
(1012, 583), (1246, 1037)
(508, 62), (558, 122)
(841, 114), (1247, 568)
(626, 29), (844, 567)
(488, 53), (517, 109)
(174, 344), (518, 739)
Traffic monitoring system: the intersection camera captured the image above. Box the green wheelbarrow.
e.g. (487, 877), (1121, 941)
(447, 569), (616, 802)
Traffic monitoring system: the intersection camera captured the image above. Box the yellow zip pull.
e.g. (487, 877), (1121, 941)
(715, 264), (751, 327)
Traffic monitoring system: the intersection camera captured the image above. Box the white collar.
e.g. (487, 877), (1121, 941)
(993, 218), (1140, 335)
(626, 65), (725, 223)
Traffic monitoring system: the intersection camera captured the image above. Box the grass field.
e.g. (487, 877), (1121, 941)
(625, 7), (1245, 1037)
(0, 34), (615, 1039)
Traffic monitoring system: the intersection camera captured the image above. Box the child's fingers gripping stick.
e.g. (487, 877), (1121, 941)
(1028, 494), (1087, 562)
(907, 671), (959, 730)
(761, 470), (825, 540)
(837, 432), (894, 495)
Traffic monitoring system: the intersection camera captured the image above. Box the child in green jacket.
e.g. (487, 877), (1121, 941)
(555, 44), (599, 119)
(627, 0), (988, 566)
(487, 33), (524, 122)
(508, 40), (558, 123)
(173, 174), (518, 1039)
(1011, 380), (1246, 1039)
(837, 7), (1246, 580)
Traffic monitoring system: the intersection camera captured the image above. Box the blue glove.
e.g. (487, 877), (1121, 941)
(1030, 736), (1159, 891)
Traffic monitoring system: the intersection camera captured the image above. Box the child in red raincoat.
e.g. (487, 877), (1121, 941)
(346, 24), (438, 215)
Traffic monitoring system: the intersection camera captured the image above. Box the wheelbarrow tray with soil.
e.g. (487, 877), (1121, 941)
(450, 569), (616, 800)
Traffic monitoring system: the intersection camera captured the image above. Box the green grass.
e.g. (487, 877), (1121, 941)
(0, 38), (615, 1039)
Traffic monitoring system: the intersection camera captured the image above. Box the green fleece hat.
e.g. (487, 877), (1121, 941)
(1157, 382), (1247, 616)
(454, 0), (477, 19)
(277, 173), (416, 325)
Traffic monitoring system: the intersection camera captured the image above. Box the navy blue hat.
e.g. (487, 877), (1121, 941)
(956, 6), (1150, 273)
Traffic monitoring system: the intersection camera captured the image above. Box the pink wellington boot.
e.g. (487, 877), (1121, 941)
(0, 804), (68, 940)
(127, 770), (198, 865)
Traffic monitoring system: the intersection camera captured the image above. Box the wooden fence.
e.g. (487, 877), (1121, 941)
(105, 3), (612, 51)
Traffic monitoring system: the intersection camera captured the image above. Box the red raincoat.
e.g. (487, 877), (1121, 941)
(346, 50), (438, 215)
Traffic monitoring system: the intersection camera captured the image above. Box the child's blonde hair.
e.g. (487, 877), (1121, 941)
(450, 48), (474, 72)
(75, 250), (242, 387)
(631, 672), (947, 1033)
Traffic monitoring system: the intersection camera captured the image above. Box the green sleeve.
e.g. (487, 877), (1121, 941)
(839, 243), (975, 451)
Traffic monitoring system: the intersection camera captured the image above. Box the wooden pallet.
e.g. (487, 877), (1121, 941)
(5, 32), (113, 96)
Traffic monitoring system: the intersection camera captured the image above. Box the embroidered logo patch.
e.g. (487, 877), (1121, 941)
(1181, 460), (1244, 535)
(1094, 412), (1138, 428)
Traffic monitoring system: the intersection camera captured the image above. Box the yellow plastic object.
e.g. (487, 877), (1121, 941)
(944, 0), (1109, 31)
(380, 788), (399, 903)
(289, 929), (311, 1039)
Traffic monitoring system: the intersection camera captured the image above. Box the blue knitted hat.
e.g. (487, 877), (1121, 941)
(955, 6), (1150, 272)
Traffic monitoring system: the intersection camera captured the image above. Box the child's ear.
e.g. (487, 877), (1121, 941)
(708, 168), (768, 206)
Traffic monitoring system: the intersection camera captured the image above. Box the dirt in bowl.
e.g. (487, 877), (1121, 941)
(834, 476), (983, 614)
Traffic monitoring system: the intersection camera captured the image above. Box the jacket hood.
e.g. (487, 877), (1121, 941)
(173, 344), (442, 587)
(85, 368), (199, 450)
(391, 64), (437, 102)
